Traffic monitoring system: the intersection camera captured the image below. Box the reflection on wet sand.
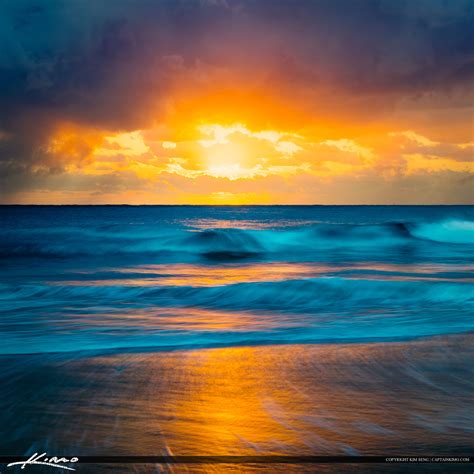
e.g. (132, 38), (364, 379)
(1, 335), (473, 472)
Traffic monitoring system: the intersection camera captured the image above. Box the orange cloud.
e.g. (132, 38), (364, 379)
(8, 106), (472, 204)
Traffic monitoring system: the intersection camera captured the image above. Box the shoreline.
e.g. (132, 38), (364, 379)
(2, 334), (472, 463)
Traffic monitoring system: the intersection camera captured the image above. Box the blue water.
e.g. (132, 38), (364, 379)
(0, 205), (473, 355)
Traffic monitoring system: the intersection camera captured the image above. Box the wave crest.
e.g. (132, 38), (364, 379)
(0, 219), (472, 260)
(407, 220), (474, 244)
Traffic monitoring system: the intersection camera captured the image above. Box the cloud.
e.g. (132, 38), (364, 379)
(319, 139), (375, 163)
(0, 0), (473, 201)
(390, 130), (439, 147)
(96, 131), (150, 157)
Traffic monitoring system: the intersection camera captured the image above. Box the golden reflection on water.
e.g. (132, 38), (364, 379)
(52, 262), (474, 287)
(68, 307), (303, 331)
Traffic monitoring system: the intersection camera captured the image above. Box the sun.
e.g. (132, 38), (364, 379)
(197, 124), (253, 180)
(203, 142), (250, 180)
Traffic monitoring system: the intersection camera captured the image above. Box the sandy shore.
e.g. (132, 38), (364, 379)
(1, 334), (473, 473)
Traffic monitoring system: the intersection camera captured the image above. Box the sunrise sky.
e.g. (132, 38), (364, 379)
(0, 0), (473, 204)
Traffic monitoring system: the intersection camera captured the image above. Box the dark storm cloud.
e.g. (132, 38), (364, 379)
(2, 0), (473, 119)
(0, 0), (473, 192)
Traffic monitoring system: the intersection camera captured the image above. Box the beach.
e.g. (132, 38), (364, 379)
(1, 334), (473, 472)
(1, 205), (473, 472)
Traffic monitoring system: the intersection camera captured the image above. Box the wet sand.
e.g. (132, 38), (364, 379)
(1, 334), (473, 473)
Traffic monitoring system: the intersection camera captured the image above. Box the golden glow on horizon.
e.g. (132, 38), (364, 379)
(9, 103), (472, 204)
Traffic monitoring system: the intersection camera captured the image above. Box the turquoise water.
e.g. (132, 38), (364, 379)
(1, 205), (473, 354)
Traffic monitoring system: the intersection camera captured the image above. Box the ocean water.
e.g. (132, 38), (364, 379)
(1, 205), (474, 470)
(1, 205), (473, 355)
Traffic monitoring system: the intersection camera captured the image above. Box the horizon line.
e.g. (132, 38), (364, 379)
(0, 203), (473, 207)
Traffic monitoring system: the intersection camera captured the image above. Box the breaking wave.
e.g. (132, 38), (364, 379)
(1, 207), (472, 355)
(0, 219), (472, 260)
(407, 220), (474, 244)
(1, 276), (473, 355)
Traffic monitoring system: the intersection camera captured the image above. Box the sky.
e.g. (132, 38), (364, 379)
(0, 0), (473, 204)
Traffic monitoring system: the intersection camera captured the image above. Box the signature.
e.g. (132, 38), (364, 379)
(7, 452), (79, 471)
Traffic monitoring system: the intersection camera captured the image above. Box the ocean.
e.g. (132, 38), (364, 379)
(1, 205), (473, 354)
(1, 205), (473, 471)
